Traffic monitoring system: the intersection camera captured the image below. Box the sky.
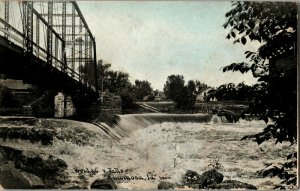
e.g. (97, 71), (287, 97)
(78, 1), (260, 91)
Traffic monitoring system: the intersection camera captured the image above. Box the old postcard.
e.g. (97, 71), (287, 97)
(0, 1), (298, 190)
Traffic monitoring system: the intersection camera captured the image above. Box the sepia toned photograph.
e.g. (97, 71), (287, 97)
(0, 0), (298, 190)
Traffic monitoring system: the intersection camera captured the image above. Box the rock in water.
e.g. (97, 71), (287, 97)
(158, 182), (175, 190)
(182, 170), (201, 188)
(207, 180), (257, 190)
(198, 169), (224, 188)
(91, 179), (117, 189)
(16, 171), (45, 189)
(0, 163), (45, 189)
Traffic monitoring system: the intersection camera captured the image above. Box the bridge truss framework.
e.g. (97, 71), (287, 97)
(0, 1), (99, 94)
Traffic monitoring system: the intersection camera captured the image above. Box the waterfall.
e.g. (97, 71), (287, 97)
(209, 114), (228, 124)
(116, 113), (212, 131)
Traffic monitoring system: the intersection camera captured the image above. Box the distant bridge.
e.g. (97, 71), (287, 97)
(0, 1), (103, 118)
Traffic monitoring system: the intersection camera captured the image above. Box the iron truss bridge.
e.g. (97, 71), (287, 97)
(0, 1), (99, 95)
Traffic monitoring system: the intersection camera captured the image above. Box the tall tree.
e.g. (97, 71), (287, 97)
(194, 80), (208, 93)
(186, 80), (197, 109)
(235, 82), (252, 101)
(208, 82), (252, 101)
(79, 60), (135, 109)
(133, 80), (153, 100)
(105, 71), (131, 94)
(79, 59), (111, 91)
(223, 1), (297, 188)
(163, 75), (185, 101)
(98, 59), (112, 92)
(79, 59), (96, 88)
(104, 70), (136, 109)
(163, 75), (198, 109)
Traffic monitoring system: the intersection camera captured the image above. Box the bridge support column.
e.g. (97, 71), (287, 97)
(54, 92), (76, 118)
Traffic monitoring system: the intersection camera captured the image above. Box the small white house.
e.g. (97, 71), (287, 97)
(196, 87), (214, 102)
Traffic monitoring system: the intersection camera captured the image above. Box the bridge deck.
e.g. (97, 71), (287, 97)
(0, 36), (96, 98)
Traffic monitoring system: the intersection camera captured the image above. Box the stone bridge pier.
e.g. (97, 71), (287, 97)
(23, 89), (122, 119)
(54, 92), (76, 118)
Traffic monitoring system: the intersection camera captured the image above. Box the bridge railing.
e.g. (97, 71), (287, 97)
(0, 18), (25, 49)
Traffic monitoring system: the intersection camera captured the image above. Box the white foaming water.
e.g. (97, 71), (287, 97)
(53, 114), (295, 189)
(209, 115), (227, 124)
(0, 114), (296, 190)
(116, 113), (212, 130)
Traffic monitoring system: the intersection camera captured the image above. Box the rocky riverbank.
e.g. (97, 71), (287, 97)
(0, 117), (116, 189)
(158, 169), (257, 190)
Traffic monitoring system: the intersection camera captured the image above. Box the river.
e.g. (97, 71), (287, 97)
(0, 114), (296, 189)
(51, 114), (295, 189)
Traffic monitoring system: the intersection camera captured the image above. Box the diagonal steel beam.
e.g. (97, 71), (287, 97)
(71, 1), (98, 93)
(32, 9), (63, 41)
(47, 2), (53, 65)
(26, 1), (33, 55)
(71, 4), (76, 77)
(62, 2), (67, 71)
(4, 1), (9, 38)
(71, 1), (95, 42)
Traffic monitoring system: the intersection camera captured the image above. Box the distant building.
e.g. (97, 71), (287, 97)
(196, 87), (214, 102)
(154, 91), (166, 101)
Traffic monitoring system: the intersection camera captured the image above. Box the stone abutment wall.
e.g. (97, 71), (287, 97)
(99, 92), (122, 114)
(54, 92), (121, 119)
